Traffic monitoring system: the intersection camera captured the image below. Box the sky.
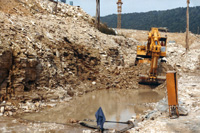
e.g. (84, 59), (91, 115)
(62, 0), (200, 16)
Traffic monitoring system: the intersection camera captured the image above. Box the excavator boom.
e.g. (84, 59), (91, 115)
(136, 28), (167, 85)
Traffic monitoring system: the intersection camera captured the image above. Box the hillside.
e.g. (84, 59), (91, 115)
(0, 0), (139, 112)
(101, 6), (200, 34)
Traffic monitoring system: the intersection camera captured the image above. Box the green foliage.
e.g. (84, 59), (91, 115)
(101, 6), (200, 34)
(98, 23), (116, 35)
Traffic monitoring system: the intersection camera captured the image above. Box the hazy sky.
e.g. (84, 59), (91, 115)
(63, 0), (200, 16)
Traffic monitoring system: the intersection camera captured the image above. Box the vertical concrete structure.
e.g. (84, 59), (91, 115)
(55, 0), (58, 14)
(96, 0), (100, 29)
(69, 1), (73, 6)
(117, 0), (123, 29)
(186, 0), (190, 52)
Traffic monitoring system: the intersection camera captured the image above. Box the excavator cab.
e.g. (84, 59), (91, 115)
(159, 37), (167, 57)
(135, 28), (167, 85)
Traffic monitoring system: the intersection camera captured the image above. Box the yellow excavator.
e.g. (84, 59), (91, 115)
(135, 27), (167, 85)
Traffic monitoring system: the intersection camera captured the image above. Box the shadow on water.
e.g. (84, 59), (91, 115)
(17, 89), (165, 131)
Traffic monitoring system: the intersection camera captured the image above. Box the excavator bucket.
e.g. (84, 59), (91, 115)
(139, 74), (166, 85)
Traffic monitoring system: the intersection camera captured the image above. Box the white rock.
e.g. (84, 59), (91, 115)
(77, 13), (83, 17)
(82, 130), (92, 133)
(12, 119), (17, 123)
(35, 102), (40, 108)
(0, 106), (5, 113)
(8, 111), (13, 116)
(131, 115), (136, 119)
(92, 81), (96, 85)
(21, 105), (29, 110)
(128, 119), (135, 124)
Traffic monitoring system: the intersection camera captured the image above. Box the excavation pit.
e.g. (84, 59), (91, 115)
(17, 88), (165, 131)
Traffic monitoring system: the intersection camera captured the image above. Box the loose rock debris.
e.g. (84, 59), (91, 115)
(0, 0), (140, 115)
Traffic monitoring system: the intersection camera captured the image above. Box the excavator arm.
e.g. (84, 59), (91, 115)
(136, 27), (167, 85)
(149, 28), (161, 81)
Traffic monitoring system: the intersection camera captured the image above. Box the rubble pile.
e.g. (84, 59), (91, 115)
(35, 0), (94, 23)
(0, 0), (139, 115)
(166, 41), (200, 72)
(0, 0), (44, 15)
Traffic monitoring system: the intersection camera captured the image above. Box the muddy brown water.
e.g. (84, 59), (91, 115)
(13, 88), (165, 132)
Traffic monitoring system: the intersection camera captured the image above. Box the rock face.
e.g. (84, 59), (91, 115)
(166, 41), (200, 72)
(0, 45), (12, 100)
(0, 0), (138, 103)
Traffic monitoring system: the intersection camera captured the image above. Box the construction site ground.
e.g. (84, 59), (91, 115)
(0, 0), (200, 132)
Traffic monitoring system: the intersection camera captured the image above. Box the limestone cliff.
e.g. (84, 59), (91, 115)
(0, 0), (137, 103)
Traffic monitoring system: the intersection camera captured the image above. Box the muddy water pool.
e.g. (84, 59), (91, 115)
(14, 88), (165, 132)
